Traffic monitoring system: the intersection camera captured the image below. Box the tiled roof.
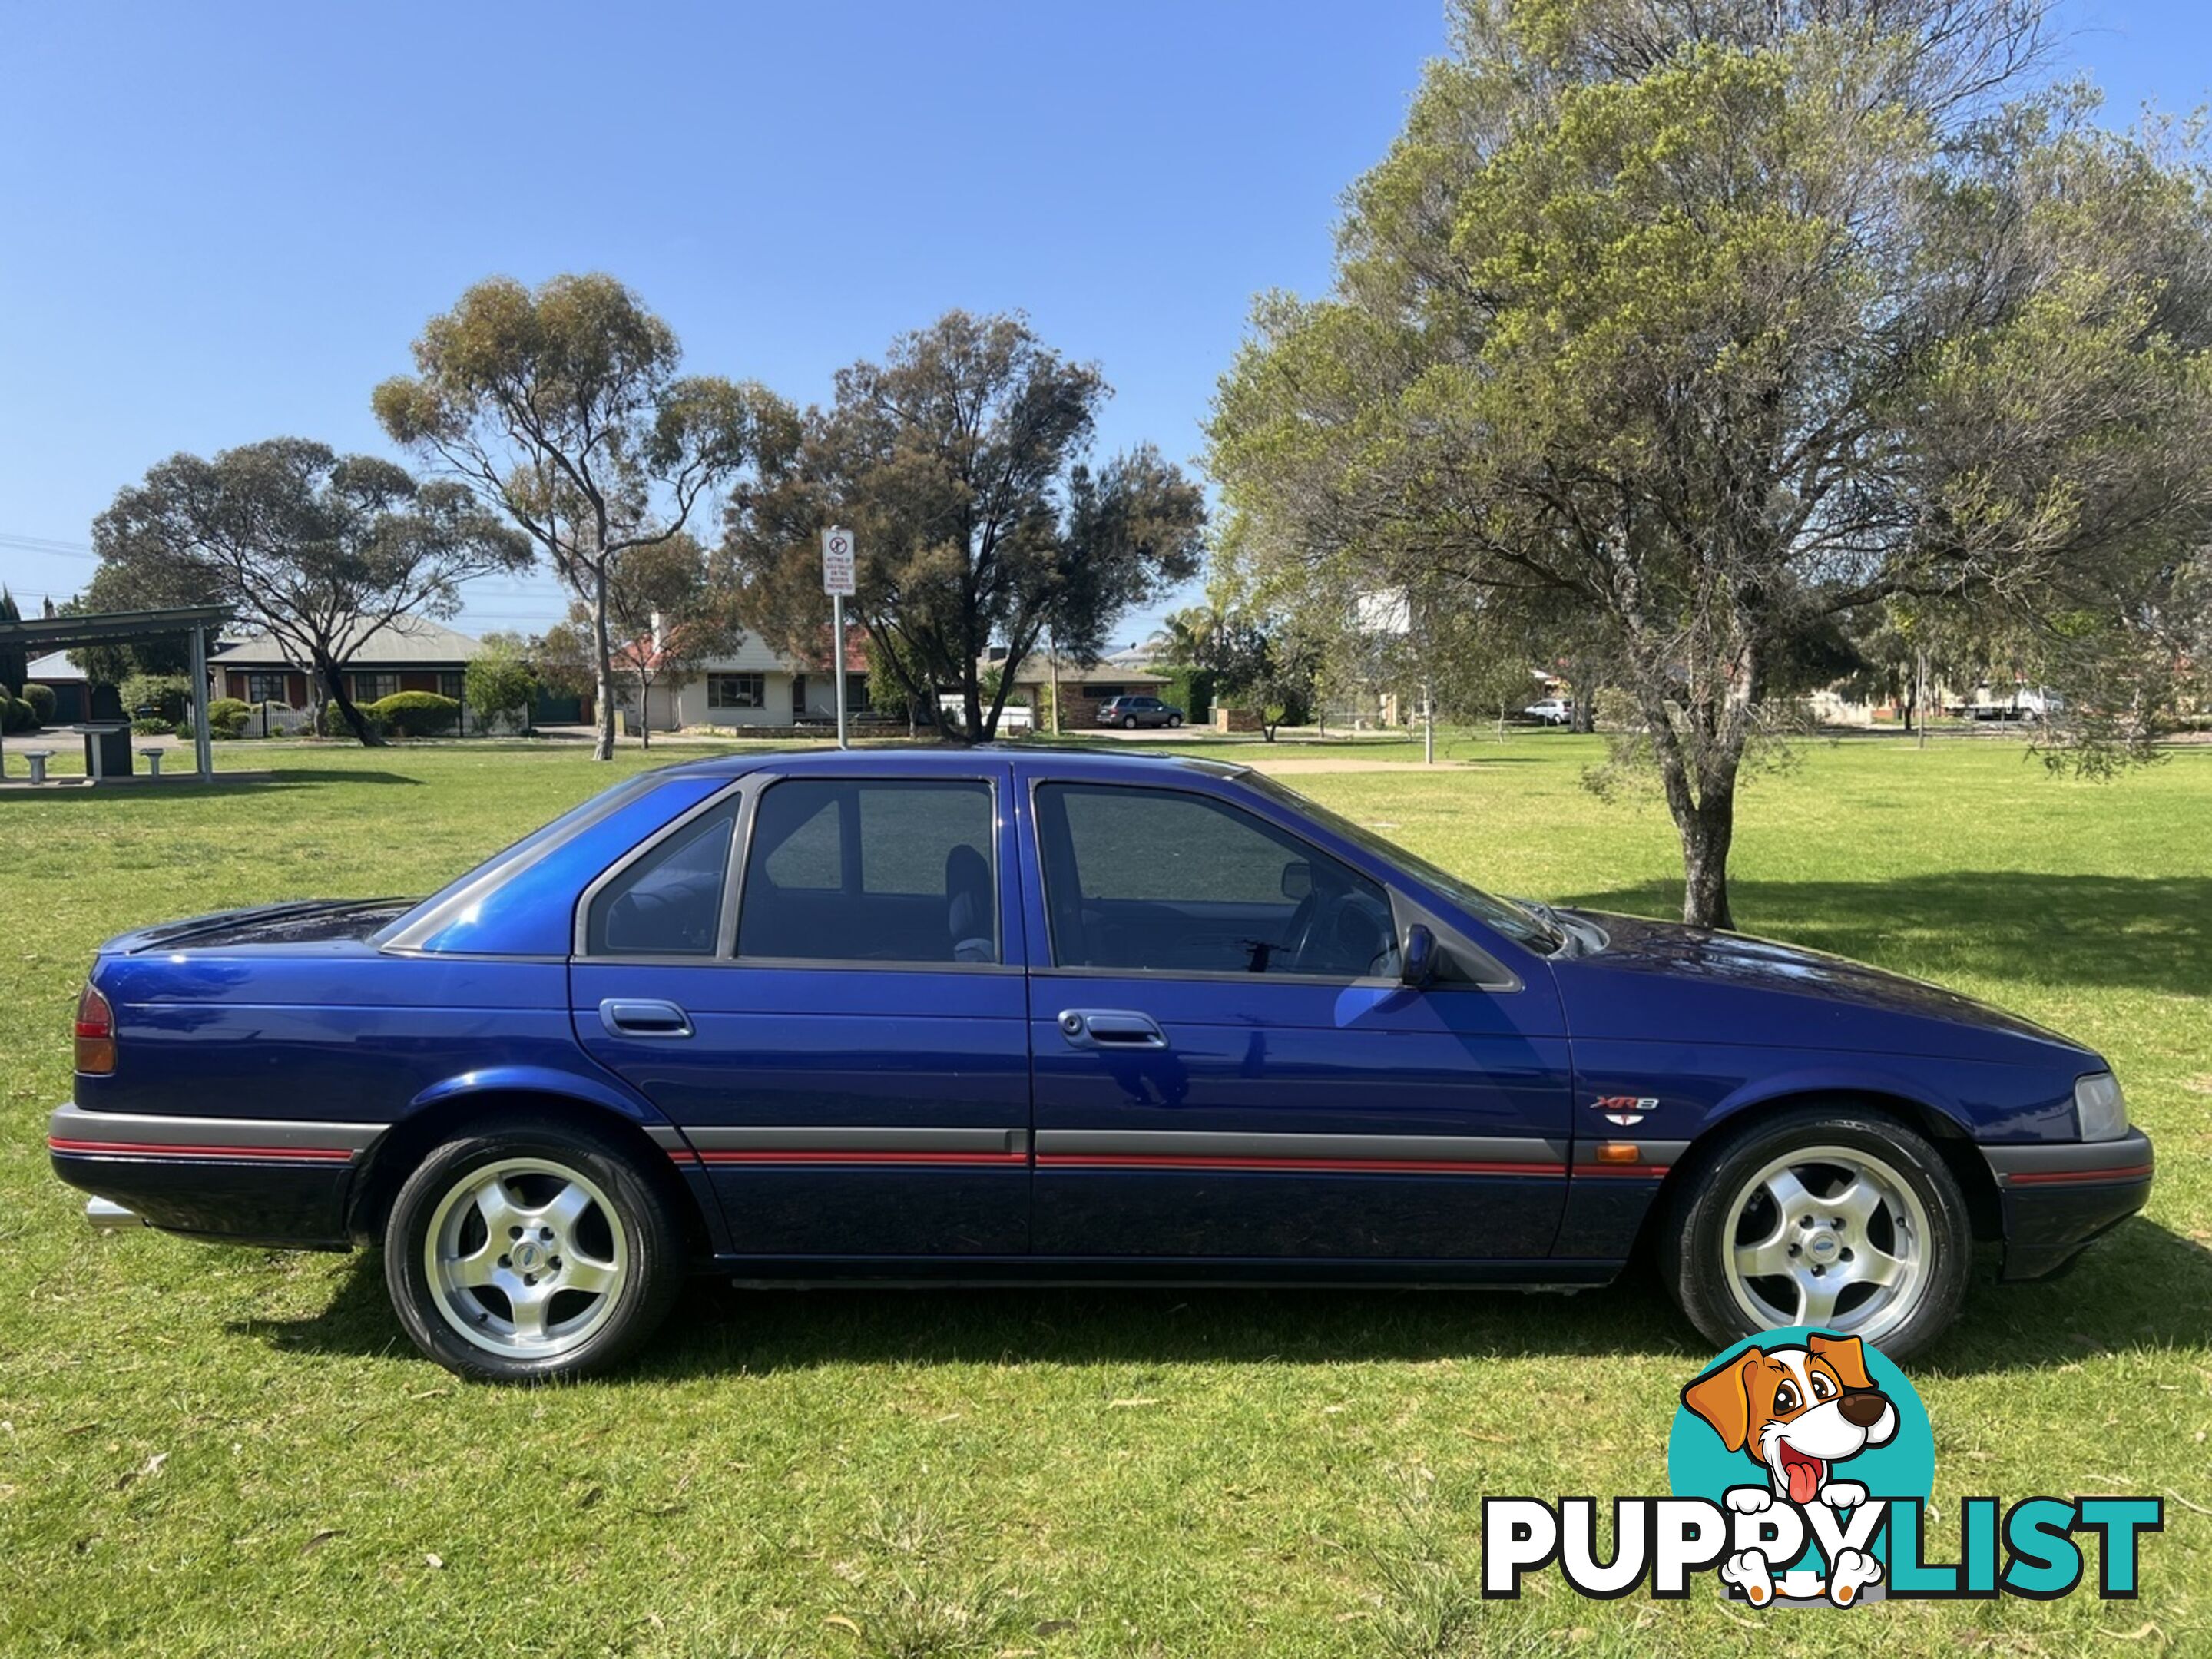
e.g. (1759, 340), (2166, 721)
(209, 615), (484, 667)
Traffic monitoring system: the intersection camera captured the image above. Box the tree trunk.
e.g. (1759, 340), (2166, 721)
(635, 673), (652, 750)
(1677, 795), (1737, 931)
(962, 671), (984, 745)
(317, 657), (384, 747)
(591, 561), (616, 762)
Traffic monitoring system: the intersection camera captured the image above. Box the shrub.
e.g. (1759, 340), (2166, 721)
(131, 717), (172, 737)
(1157, 667), (1214, 724)
(121, 673), (192, 724)
(19, 683), (56, 727)
(208, 697), (252, 739)
(367, 690), (459, 739)
(317, 701), (382, 739)
(0, 696), (29, 734)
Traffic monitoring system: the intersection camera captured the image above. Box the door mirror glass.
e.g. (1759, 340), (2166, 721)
(1399, 922), (1437, 988)
(1280, 860), (1313, 901)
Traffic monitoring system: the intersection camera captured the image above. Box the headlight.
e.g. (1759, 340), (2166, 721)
(2075, 1071), (2128, 1141)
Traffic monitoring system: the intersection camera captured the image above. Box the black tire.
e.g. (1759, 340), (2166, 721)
(1168, 714), (1183, 728)
(383, 1118), (687, 1382)
(1122, 715), (1137, 729)
(1657, 1106), (1971, 1362)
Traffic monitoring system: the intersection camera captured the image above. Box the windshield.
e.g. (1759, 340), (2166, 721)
(1237, 771), (1565, 953)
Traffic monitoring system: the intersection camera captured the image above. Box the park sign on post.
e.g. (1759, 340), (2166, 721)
(823, 527), (853, 749)
(821, 527), (856, 597)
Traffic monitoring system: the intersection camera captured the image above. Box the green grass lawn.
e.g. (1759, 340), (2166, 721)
(0, 736), (2204, 1657)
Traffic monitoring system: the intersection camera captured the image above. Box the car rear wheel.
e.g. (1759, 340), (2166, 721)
(1658, 1108), (1971, 1360)
(384, 1121), (686, 1382)
(1122, 715), (1137, 729)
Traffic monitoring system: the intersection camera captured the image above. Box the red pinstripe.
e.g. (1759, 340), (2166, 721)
(49, 1137), (355, 1162)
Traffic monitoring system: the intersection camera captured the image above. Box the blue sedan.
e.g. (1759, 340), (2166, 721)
(50, 749), (2151, 1379)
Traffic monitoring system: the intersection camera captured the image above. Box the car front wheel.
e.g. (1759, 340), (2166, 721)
(1658, 1107), (1971, 1361)
(384, 1120), (687, 1382)
(1167, 714), (1182, 727)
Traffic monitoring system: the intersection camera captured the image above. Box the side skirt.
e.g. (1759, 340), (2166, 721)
(707, 1256), (1624, 1290)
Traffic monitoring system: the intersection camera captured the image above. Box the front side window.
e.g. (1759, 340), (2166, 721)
(708, 673), (767, 710)
(737, 779), (998, 965)
(1035, 783), (1399, 979)
(587, 798), (741, 956)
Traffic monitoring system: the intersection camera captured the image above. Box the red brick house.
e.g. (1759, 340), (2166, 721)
(208, 617), (484, 711)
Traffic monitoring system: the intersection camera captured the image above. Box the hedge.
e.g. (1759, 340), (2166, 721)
(19, 683), (55, 727)
(121, 674), (192, 724)
(366, 690), (460, 739)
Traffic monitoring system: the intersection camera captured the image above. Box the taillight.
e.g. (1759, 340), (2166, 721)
(75, 984), (115, 1075)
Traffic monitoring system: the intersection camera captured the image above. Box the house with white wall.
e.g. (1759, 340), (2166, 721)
(625, 628), (869, 732)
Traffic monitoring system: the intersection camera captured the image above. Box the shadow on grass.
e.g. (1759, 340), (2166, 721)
(0, 767), (426, 798)
(1567, 873), (2212, 998)
(233, 1217), (2206, 1381)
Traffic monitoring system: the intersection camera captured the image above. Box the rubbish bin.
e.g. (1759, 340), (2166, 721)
(72, 722), (134, 780)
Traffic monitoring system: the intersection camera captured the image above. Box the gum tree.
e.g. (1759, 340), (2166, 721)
(375, 273), (794, 760)
(720, 310), (1205, 740)
(1210, 0), (2212, 928)
(90, 439), (530, 744)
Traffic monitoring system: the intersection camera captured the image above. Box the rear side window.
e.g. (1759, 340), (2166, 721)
(586, 798), (740, 956)
(737, 779), (998, 965)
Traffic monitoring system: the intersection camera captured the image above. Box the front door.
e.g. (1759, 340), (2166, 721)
(571, 764), (1030, 1258)
(1018, 777), (1573, 1260)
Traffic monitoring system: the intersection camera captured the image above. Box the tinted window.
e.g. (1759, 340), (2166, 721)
(587, 798), (740, 955)
(1035, 783), (1399, 978)
(737, 780), (998, 964)
(1235, 772), (1562, 952)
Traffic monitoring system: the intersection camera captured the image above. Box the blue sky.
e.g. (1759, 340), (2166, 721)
(2, 1), (2205, 647)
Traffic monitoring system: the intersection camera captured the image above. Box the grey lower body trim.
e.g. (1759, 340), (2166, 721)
(1035, 1129), (1569, 1167)
(49, 1103), (386, 1158)
(676, 1126), (1029, 1163)
(1981, 1129), (2154, 1186)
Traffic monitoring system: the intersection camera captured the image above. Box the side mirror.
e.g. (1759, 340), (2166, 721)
(1399, 922), (1437, 988)
(1280, 860), (1313, 902)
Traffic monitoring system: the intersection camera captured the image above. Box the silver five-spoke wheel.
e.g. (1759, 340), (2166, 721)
(1721, 1145), (1929, 1340)
(424, 1157), (628, 1359)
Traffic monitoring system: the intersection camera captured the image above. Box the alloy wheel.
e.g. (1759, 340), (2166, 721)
(1720, 1144), (1932, 1340)
(422, 1157), (628, 1359)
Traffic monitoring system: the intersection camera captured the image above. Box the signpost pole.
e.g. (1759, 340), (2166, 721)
(822, 527), (856, 751)
(833, 591), (848, 750)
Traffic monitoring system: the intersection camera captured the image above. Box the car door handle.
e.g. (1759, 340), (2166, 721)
(1057, 1008), (1168, 1050)
(600, 998), (694, 1039)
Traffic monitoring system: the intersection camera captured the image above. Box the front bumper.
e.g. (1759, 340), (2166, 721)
(48, 1103), (382, 1249)
(1982, 1128), (2155, 1281)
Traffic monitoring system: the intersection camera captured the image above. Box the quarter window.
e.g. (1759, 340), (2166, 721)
(586, 798), (740, 956)
(737, 779), (998, 964)
(1035, 783), (1399, 979)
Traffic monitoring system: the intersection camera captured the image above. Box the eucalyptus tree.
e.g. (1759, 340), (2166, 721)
(374, 273), (794, 759)
(90, 439), (530, 743)
(720, 310), (1205, 740)
(1210, 0), (2212, 927)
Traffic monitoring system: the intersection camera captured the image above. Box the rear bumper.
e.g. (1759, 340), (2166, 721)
(1982, 1128), (2154, 1282)
(48, 1104), (382, 1249)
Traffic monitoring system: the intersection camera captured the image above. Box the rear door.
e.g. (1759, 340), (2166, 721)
(1018, 773), (1574, 1261)
(571, 762), (1030, 1258)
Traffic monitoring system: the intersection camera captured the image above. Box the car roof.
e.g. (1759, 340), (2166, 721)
(652, 744), (1247, 786)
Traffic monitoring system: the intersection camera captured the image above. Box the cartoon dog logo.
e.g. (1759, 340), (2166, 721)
(1680, 1331), (1899, 1607)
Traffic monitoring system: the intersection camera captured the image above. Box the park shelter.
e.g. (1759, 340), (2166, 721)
(0, 604), (233, 783)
